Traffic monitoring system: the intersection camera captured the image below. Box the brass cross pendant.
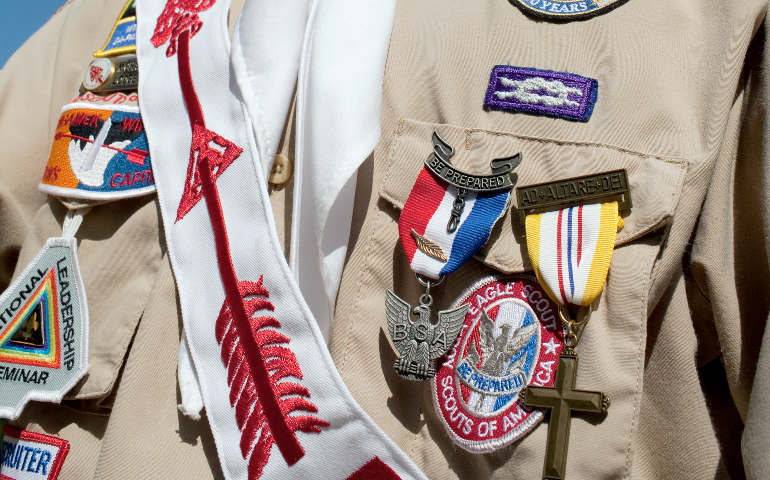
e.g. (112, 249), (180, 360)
(520, 351), (610, 480)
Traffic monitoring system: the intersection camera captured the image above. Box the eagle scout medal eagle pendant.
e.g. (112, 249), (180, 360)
(0, 238), (88, 420)
(385, 289), (467, 381)
(432, 275), (563, 452)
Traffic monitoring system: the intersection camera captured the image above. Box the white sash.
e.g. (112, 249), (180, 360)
(233, 0), (395, 339)
(136, 0), (426, 478)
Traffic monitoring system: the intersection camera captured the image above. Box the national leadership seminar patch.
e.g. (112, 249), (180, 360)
(0, 238), (88, 420)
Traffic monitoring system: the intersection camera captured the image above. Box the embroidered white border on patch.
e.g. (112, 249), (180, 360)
(0, 238), (89, 421)
(431, 274), (564, 453)
(0, 424), (70, 480)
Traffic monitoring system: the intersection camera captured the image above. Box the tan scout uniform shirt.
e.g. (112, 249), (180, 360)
(1, 0), (769, 478)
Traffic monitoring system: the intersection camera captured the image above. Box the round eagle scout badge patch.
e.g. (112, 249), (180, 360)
(432, 275), (564, 453)
(510, 0), (630, 21)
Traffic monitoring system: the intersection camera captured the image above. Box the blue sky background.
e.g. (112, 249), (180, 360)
(0, 2), (66, 68)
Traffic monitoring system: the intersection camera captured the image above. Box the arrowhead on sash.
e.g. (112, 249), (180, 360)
(176, 124), (243, 222)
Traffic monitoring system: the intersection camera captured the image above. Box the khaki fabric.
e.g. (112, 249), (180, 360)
(0, 0), (768, 479)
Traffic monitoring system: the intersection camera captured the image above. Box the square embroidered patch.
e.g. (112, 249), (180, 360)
(0, 425), (69, 480)
(484, 66), (598, 122)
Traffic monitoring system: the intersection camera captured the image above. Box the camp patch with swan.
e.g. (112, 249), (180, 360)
(432, 275), (564, 453)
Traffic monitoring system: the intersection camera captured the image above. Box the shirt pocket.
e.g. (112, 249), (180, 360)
(372, 118), (686, 478)
(381, 118), (686, 274)
(14, 196), (165, 412)
(68, 197), (164, 410)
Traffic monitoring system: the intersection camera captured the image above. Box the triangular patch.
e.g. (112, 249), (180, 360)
(0, 268), (60, 368)
(0, 238), (88, 420)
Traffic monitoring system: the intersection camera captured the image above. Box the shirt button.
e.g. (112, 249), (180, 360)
(269, 153), (292, 185)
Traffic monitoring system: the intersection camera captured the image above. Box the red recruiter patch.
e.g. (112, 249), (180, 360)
(432, 275), (564, 453)
(0, 424), (70, 480)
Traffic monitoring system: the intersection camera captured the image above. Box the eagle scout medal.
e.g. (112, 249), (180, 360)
(431, 275), (563, 452)
(0, 238), (88, 420)
(386, 132), (521, 380)
(516, 170), (631, 480)
(385, 290), (467, 381)
(510, 0), (631, 21)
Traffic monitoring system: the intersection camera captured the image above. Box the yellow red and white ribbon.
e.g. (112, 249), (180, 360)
(525, 202), (623, 307)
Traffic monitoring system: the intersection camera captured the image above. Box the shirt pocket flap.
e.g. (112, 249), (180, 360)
(379, 118), (687, 273)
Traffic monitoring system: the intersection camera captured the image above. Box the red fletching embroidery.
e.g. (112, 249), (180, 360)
(151, 0), (216, 57)
(216, 278), (329, 478)
(152, 5), (328, 477)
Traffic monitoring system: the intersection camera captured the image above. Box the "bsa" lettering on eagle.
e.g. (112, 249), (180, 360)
(385, 290), (467, 381)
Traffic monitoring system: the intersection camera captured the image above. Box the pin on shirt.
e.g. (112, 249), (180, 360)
(516, 170), (631, 480)
(386, 132), (521, 381)
(81, 0), (138, 95)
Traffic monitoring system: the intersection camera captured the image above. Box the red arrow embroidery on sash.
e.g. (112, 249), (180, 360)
(347, 457), (402, 480)
(176, 124), (242, 222)
(152, 7), (328, 476)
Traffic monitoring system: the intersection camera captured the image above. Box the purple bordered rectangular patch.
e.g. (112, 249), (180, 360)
(484, 66), (598, 122)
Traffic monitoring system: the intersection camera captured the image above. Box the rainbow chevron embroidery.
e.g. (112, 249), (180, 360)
(0, 268), (61, 369)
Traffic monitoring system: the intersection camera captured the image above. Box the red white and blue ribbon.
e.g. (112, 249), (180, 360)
(399, 168), (512, 280)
